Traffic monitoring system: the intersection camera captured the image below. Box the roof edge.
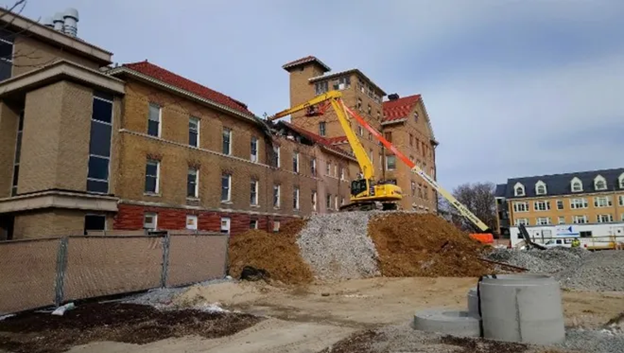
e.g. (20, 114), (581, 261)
(282, 56), (331, 72)
(308, 68), (386, 96)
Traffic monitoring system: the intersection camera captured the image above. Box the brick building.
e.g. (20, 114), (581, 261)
(282, 56), (438, 211)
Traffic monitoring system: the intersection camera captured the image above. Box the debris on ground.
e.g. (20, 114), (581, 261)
(487, 248), (624, 292)
(0, 302), (262, 353)
(369, 212), (494, 277)
(227, 219), (314, 285)
(297, 212), (380, 281)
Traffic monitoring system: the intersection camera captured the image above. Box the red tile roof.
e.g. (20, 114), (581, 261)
(122, 60), (254, 116)
(281, 122), (354, 158)
(327, 136), (348, 144)
(282, 56), (331, 72)
(382, 94), (421, 122)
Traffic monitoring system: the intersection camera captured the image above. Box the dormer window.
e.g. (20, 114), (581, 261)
(571, 177), (583, 192)
(514, 182), (525, 197)
(594, 175), (607, 191)
(619, 173), (624, 189)
(535, 180), (547, 195)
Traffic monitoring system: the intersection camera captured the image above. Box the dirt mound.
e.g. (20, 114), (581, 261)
(228, 219), (314, 285)
(368, 213), (494, 277)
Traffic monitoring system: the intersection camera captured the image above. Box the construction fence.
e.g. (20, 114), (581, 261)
(0, 231), (229, 314)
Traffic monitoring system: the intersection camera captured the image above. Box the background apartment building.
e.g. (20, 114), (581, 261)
(0, 8), (363, 240)
(494, 168), (624, 235)
(282, 56), (438, 211)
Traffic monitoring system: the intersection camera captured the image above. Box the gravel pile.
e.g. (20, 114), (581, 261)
(296, 212), (380, 281)
(486, 248), (624, 292)
(557, 328), (624, 353)
(555, 250), (624, 292)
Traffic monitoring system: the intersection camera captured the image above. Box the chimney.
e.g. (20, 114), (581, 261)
(388, 93), (400, 101)
(52, 12), (64, 31)
(62, 8), (79, 37)
(42, 16), (54, 28)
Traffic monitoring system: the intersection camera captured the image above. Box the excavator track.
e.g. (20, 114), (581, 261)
(339, 201), (398, 212)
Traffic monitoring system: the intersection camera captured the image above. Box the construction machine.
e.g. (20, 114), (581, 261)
(268, 90), (494, 241)
(268, 90), (402, 211)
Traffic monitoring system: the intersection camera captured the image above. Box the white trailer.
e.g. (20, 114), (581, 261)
(510, 222), (624, 250)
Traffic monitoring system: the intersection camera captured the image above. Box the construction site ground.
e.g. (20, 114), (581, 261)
(1, 277), (622, 353)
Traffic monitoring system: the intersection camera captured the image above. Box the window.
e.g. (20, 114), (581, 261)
(341, 197), (345, 206)
(411, 181), (416, 197)
(326, 193), (332, 209)
(221, 173), (231, 202)
(250, 137), (258, 162)
(597, 214), (613, 223)
(536, 217), (551, 225)
(409, 133), (413, 146)
(384, 131), (392, 142)
(369, 149), (374, 165)
(326, 162), (331, 175)
(534, 201), (550, 211)
(319, 121), (326, 136)
(573, 215), (587, 224)
(513, 202), (529, 212)
(620, 195), (624, 206)
(189, 117), (199, 147)
(424, 186), (429, 200)
(334, 195), (338, 210)
(250, 219), (258, 229)
(556, 200), (564, 210)
(186, 215), (198, 230)
(571, 177), (583, 192)
(222, 127), (232, 155)
(358, 126), (363, 136)
(515, 218), (529, 226)
(315, 81), (328, 95)
(558, 216), (565, 224)
(340, 166), (345, 180)
(594, 196), (612, 208)
(414, 111), (419, 122)
(250, 179), (258, 205)
(580, 231), (592, 238)
(273, 146), (280, 167)
(273, 221), (281, 232)
(570, 198), (588, 209)
(357, 98), (362, 111)
(535, 181), (547, 195)
(87, 92), (114, 194)
(514, 182), (525, 197)
(220, 217), (231, 233)
(332, 76), (351, 90)
(310, 158), (317, 176)
(11, 110), (24, 196)
(368, 132), (372, 140)
(145, 159), (160, 193)
(148, 103), (161, 137)
(334, 164), (338, 177)
(0, 31), (14, 81)
(84, 215), (106, 234)
(273, 184), (280, 208)
(312, 191), (317, 211)
(143, 212), (157, 230)
(594, 175), (607, 190)
(187, 168), (198, 198)
(619, 173), (624, 189)
(293, 187), (300, 210)
(293, 152), (299, 173)
(386, 155), (396, 170)
(367, 105), (372, 115)
(377, 111), (380, 120)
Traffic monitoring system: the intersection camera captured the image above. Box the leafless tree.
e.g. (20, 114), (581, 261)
(438, 181), (498, 236)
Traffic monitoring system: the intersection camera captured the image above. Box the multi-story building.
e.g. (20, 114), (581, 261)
(494, 168), (624, 235)
(282, 56), (438, 211)
(0, 8), (361, 240)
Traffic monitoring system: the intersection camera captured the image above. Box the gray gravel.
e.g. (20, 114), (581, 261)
(296, 212), (380, 281)
(123, 277), (233, 307)
(556, 328), (624, 353)
(486, 247), (589, 273)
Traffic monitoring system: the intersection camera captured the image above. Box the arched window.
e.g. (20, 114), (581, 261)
(571, 177), (583, 192)
(535, 180), (547, 195)
(594, 175), (607, 191)
(514, 182), (525, 196)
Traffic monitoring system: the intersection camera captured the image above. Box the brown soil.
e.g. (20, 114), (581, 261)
(0, 302), (262, 353)
(227, 219), (314, 285)
(368, 213), (494, 277)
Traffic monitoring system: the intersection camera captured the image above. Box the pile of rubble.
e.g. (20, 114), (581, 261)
(229, 211), (493, 284)
(486, 247), (624, 292)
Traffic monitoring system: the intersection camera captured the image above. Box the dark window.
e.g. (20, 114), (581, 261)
(580, 231), (592, 238)
(221, 173), (231, 201)
(87, 95), (113, 194)
(145, 160), (159, 193)
(92, 98), (113, 123)
(87, 180), (108, 193)
(148, 103), (160, 136)
(189, 117), (199, 147)
(351, 179), (367, 196)
(310, 158), (316, 176)
(88, 156), (109, 180)
(84, 215), (106, 234)
(0, 59), (11, 81)
(89, 122), (112, 157)
(250, 219), (258, 229)
(222, 128), (231, 155)
(15, 132), (21, 161)
(250, 137), (258, 161)
(319, 122), (326, 136)
(187, 168), (198, 198)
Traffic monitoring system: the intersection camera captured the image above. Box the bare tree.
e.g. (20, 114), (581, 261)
(438, 182), (498, 236)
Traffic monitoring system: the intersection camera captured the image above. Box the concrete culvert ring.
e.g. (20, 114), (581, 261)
(413, 309), (481, 338)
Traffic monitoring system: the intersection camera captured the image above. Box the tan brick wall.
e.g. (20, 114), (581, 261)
(18, 81), (94, 194)
(0, 102), (19, 198)
(116, 80), (319, 218)
(508, 192), (624, 226)
(12, 35), (101, 77)
(13, 209), (86, 239)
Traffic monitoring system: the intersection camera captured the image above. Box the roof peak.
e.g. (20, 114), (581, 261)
(282, 56), (331, 72)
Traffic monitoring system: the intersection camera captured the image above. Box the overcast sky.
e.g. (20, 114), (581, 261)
(22, 0), (624, 190)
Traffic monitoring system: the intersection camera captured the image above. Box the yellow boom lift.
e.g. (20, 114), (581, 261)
(268, 90), (494, 238)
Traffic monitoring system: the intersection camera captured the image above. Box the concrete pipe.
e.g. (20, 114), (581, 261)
(478, 274), (565, 345)
(413, 309), (481, 338)
(467, 287), (479, 319)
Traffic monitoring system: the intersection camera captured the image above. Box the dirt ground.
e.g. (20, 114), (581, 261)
(1, 278), (622, 353)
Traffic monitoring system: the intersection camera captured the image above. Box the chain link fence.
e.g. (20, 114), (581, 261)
(0, 231), (228, 314)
